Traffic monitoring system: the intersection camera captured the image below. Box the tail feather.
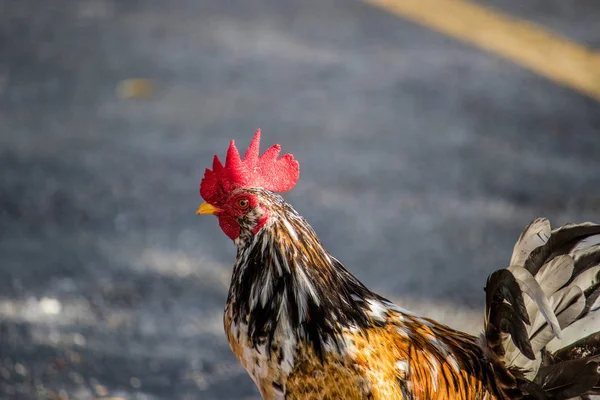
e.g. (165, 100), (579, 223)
(571, 266), (600, 302)
(509, 218), (551, 268)
(483, 219), (600, 399)
(484, 269), (534, 360)
(553, 332), (600, 363)
(585, 286), (600, 315)
(510, 264), (563, 338)
(513, 285), (586, 375)
(548, 310), (600, 355)
(534, 357), (600, 400)
(533, 286), (584, 353)
(523, 222), (600, 275)
(571, 244), (600, 277)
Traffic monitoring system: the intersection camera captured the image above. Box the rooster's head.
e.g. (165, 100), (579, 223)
(197, 129), (300, 240)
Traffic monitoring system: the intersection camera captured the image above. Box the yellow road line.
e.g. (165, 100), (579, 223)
(365, 0), (600, 101)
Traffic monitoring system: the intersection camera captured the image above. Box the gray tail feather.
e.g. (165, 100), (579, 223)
(484, 218), (600, 399)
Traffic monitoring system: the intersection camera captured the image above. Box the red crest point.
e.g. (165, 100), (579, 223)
(200, 129), (300, 204)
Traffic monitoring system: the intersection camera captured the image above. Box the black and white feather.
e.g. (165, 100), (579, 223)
(483, 218), (600, 400)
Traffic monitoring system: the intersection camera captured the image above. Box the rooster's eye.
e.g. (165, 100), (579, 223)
(238, 199), (249, 209)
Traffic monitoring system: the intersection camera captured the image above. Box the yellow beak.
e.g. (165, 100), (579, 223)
(196, 202), (221, 215)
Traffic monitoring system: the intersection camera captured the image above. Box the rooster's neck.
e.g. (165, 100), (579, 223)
(227, 199), (380, 357)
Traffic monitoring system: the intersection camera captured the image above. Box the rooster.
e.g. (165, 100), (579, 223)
(197, 129), (600, 400)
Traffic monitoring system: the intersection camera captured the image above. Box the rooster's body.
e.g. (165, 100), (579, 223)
(198, 130), (600, 399)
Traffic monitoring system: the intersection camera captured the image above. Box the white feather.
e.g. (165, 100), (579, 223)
(534, 255), (574, 295)
(282, 218), (298, 241)
(591, 296), (600, 312)
(509, 218), (551, 267)
(572, 234), (600, 252)
(570, 265), (600, 292)
(509, 265), (562, 337)
(547, 310), (600, 353)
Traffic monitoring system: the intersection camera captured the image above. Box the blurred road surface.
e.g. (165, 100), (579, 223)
(1, 0), (599, 399)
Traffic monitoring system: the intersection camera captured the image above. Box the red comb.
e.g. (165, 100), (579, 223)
(200, 129), (300, 204)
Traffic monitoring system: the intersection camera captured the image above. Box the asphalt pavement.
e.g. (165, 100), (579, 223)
(1, 0), (599, 399)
